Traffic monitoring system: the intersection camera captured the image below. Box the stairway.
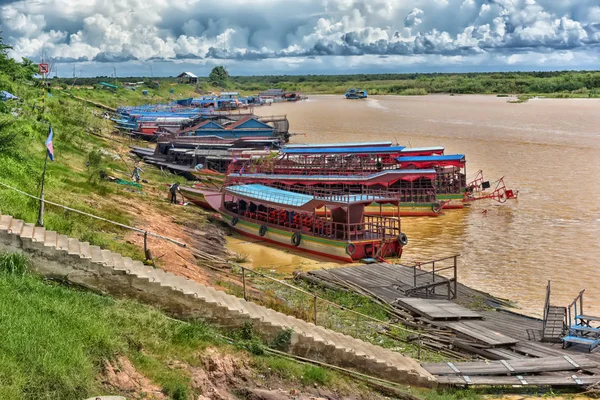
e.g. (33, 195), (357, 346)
(542, 306), (566, 342)
(0, 212), (435, 387)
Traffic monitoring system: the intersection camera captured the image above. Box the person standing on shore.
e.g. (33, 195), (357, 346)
(132, 165), (144, 183)
(169, 182), (181, 204)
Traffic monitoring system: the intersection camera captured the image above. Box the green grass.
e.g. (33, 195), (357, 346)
(1, 252), (446, 399)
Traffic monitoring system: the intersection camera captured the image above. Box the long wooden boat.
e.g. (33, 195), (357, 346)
(200, 184), (406, 262)
(226, 169), (442, 217)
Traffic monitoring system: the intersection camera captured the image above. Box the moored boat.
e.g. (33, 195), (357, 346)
(201, 184), (406, 262)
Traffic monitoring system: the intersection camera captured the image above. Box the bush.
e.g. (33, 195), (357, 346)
(0, 252), (29, 276)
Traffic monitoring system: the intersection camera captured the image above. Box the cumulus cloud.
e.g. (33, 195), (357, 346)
(0, 0), (598, 73)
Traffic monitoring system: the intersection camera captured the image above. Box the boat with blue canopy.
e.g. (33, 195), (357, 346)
(200, 183), (406, 262)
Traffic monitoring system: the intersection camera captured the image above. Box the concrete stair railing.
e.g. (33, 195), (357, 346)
(0, 212), (436, 387)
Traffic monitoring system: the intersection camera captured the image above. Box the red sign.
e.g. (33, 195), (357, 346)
(39, 63), (49, 74)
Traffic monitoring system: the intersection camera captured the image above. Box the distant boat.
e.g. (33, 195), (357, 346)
(344, 88), (367, 99)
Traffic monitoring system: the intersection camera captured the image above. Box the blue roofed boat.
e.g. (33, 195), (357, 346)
(198, 183), (406, 262)
(344, 88), (368, 99)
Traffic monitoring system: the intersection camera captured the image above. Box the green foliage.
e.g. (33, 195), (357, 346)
(270, 328), (293, 351)
(209, 66), (229, 87)
(301, 366), (330, 386)
(0, 252), (29, 276)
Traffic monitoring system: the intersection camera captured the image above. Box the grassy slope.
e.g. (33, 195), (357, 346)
(0, 253), (412, 400)
(0, 77), (199, 262)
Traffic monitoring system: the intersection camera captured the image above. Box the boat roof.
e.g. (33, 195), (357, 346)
(397, 155), (465, 162)
(224, 184), (393, 210)
(396, 154), (465, 168)
(400, 146), (445, 154)
(281, 146), (406, 155)
(232, 169), (437, 185)
(284, 141), (392, 149)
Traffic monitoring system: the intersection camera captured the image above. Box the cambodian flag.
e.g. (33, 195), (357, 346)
(45, 125), (55, 161)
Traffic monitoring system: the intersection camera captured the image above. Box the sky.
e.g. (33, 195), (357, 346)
(1, 0), (599, 77)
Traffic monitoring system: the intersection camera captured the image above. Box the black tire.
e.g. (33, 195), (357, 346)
(259, 224), (267, 237)
(231, 217), (239, 226)
(432, 201), (442, 213)
(346, 243), (357, 256)
(291, 232), (302, 246)
(398, 233), (408, 246)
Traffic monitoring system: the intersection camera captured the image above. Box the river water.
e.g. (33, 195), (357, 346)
(233, 95), (600, 317)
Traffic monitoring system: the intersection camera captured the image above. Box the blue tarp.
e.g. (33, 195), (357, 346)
(282, 146), (406, 155)
(397, 154), (465, 162)
(0, 91), (18, 101)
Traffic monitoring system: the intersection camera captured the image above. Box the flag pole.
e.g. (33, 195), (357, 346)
(37, 150), (49, 227)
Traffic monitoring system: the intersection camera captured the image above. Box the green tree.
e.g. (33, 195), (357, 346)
(209, 66), (229, 87)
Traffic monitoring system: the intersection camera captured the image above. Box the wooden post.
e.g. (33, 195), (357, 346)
(453, 256), (458, 300)
(36, 152), (49, 227)
(144, 231), (149, 259)
(242, 267), (247, 301)
(313, 295), (318, 325)
(417, 329), (422, 360)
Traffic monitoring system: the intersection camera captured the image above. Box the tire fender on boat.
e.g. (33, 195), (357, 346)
(346, 243), (356, 256)
(231, 217), (239, 226)
(291, 232), (302, 246)
(432, 202), (442, 213)
(398, 232), (408, 246)
(259, 224), (268, 237)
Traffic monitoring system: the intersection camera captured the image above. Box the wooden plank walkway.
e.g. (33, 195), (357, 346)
(445, 321), (518, 347)
(436, 374), (600, 387)
(423, 355), (597, 376)
(396, 298), (482, 321)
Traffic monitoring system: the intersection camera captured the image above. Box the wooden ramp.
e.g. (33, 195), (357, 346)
(423, 355), (597, 376)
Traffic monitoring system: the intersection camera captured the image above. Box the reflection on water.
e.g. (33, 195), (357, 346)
(244, 95), (600, 317)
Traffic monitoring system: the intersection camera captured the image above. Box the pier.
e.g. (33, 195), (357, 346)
(300, 257), (600, 387)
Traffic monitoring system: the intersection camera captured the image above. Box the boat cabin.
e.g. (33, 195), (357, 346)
(220, 184), (404, 261)
(397, 155), (467, 195)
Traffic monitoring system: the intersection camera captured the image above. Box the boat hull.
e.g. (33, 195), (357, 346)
(221, 213), (401, 263)
(180, 186), (217, 209)
(437, 194), (465, 209)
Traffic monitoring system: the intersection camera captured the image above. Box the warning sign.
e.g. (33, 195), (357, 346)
(39, 64), (49, 74)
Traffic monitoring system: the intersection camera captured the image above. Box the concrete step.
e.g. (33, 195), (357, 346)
(101, 250), (114, 267)
(20, 223), (35, 239)
(90, 246), (103, 263)
(44, 231), (57, 248)
(79, 242), (91, 259)
(8, 219), (24, 235)
(57, 234), (69, 251)
(0, 215), (12, 231)
(111, 253), (126, 271)
(0, 209), (435, 387)
(67, 238), (80, 255)
(32, 226), (46, 243)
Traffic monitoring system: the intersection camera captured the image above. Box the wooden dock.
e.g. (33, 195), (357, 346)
(301, 259), (600, 388)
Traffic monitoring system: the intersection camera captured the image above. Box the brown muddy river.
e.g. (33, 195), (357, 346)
(239, 95), (600, 317)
